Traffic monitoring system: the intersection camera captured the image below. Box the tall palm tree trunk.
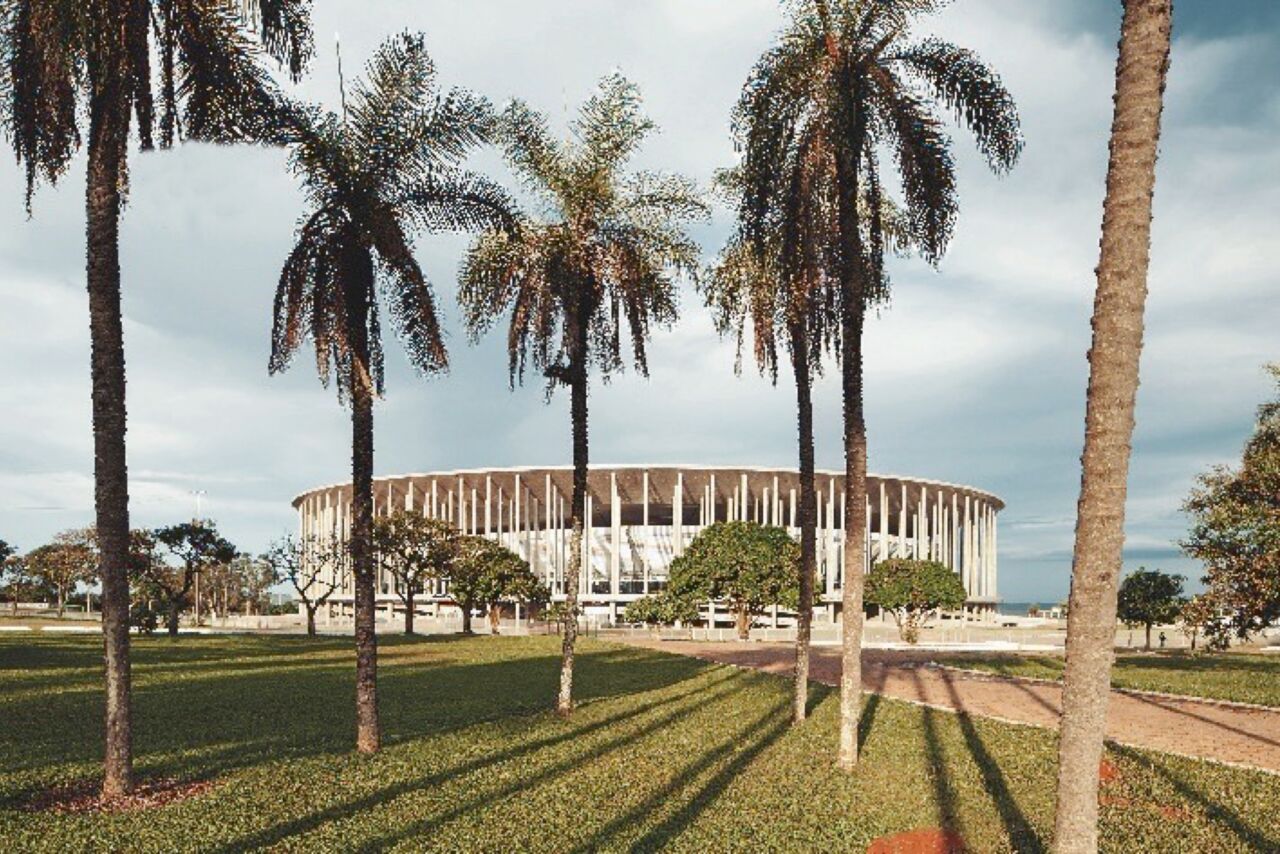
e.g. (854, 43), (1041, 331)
(838, 300), (868, 768)
(86, 82), (134, 798)
(1053, 2), (1171, 850)
(829, 98), (870, 768)
(791, 324), (817, 723)
(347, 246), (381, 755)
(558, 344), (588, 716)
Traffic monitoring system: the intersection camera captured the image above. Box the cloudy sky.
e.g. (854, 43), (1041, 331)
(2, 1), (1277, 602)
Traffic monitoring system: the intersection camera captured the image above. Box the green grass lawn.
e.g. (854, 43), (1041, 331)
(1, 635), (1277, 852)
(935, 650), (1280, 707)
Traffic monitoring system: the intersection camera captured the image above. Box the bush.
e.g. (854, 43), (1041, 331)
(864, 559), (966, 644)
(128, 601), (159, 636)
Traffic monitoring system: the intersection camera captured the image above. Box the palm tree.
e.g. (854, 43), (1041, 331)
(1054, 2), (1172, 850)
(1, 0), (311, 797)
(705, 179), (830, 723)
(268, 32), (512, 753)
(733, 0), (1021, 766)
(709, 166), (909, 723)
(459, 73), (705, 715)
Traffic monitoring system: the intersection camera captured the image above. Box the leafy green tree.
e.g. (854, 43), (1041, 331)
(733, 0), (1021, 768)
(1117, 568), (1184, 650)
(1, 0), (312, 799)
(232, 553), (277, 616)
(147, 522), (237, 636)
(666, 522), (800, 640)
(864, 559), (966, 644)
(459, 73), (705, 714)
(265, 533), (344, 637)
(372, 511), (458, 635)
(482, 552), (548, 635)
(623, 592), (700, 628)
(447, 536), (500, 635)
(1, 551), (40, 615)
(1183, 364), (1280, 643)
(268, 33), (512, 754)
(1178, 594), (1218, 653)
(25, 529), (97, 617)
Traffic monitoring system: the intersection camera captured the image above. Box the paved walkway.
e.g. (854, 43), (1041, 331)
(625, 640), (1280, 773)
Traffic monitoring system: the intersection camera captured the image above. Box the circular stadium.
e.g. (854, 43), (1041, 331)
(293, 465), (1004, 624)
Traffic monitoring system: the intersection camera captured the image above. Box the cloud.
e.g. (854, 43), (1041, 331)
(1, 2), (1276, 603)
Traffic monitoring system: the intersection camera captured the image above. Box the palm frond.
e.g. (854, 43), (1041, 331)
(367, 206), (448, 377)
(398, 170), (516, 236)
(498, 98), (569, 205)
(348, 32), (494, 192)
(573, 71), (653, 177)
(3, 0), (83, 208)
(892, 38), (1022, 172)
(242, 0), (313, 82)
(868, 70), (956, 264)
(172, 0), (292, 145)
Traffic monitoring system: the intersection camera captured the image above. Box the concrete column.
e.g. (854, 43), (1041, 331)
(609, 472), (620, 597)
(773, 475), (780, 525)
(584, 493), (593, 594)
(917, 487), (926, 559)
(990, 509), (999, 599)
(709, 474), (716, 523)
(544, 475), (552, 584)
(950, 493), (959, 571)
(472, 488), (479, 536)
(962, 495), (972, 596)
(484, 477), (492, 535)
(826, 478), (837, 596)
(514, 475), (523, 553)
(898, 483), (908, 559)
(674, 472), (684, 556)
(838, 489), (847, 587)
(865, 497), (873, 571)
(789, 488), (797, 530)
(431, 480), (438, 518)
(879, 481), (889, 561)
(934, 490), (944, 560)
(741, 473), (749, 522)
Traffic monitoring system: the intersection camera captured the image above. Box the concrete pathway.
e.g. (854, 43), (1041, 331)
(625, 640), (1280, 773)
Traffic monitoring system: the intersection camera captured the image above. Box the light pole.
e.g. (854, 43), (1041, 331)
(191, 490), (207, 626)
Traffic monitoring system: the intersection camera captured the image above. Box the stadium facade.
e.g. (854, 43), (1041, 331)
(293, 465), (1004, 622)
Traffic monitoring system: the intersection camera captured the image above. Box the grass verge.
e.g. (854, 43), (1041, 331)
(935, 650), (1280, 707)
(1, 634), (1277, 852)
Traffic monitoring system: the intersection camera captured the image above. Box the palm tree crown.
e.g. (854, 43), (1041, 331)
(735, 0), (1021, 312)
(459, 72), (706, 389)
(269, 32), (512, 396)
(1, 0), (311, 206)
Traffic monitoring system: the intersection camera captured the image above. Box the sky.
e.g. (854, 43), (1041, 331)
(1, 1), (1277, 603)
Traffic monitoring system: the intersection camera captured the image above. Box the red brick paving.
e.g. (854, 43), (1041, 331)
(625, 640), (1280, 773)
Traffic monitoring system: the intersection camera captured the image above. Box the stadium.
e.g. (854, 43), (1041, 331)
(293, 465), (1004, 625)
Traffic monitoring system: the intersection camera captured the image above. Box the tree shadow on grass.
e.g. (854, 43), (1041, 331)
(0, 637), (716, 805)
(1108, 744), (1279, 851)
(611, 701), (791, 852)
(937, 672), (1044, 852)
(915, 670), (961, 835)
(226, 672), (755, 852)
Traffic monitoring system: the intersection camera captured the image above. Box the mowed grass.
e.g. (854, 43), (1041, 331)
(936, 650), (1280, 707)
(1, 636), (1278, 852)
